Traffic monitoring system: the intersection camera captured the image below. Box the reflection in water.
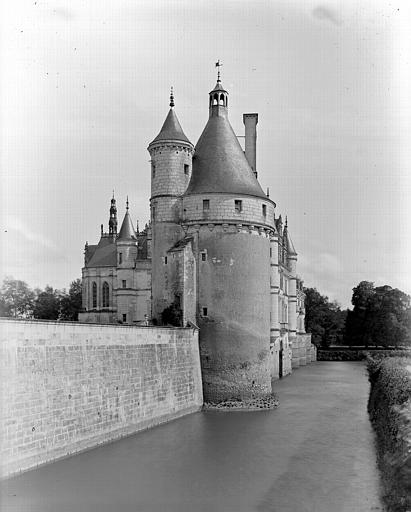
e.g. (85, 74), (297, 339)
(1, 363), (382, 512)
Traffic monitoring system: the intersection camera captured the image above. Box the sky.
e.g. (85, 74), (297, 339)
(1, 0), (410, 308)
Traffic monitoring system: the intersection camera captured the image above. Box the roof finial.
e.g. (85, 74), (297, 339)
(112, 189), (115, 199)
(169, 86), (174, 108)
(285, 215), (288, 228)
(215, 60), (222, 83)
(126, 196), (129, 211)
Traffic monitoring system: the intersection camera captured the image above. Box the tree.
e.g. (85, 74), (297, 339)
(344, 281), (411, 347)
(0, 277), (35, 318)
(304, 287), (346, 348)
(60, 279), (83, 321)
(33, 286), (61, 320)
(161, 299), (183, 327)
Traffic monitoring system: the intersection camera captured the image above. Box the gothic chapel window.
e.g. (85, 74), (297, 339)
(102, 282), (109, 308)
(92, 282), (97, 308)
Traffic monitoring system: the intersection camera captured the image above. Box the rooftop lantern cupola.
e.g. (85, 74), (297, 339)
(209, 60), (228, 118)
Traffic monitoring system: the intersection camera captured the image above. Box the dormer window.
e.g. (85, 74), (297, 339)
(234, 200), (242, 213)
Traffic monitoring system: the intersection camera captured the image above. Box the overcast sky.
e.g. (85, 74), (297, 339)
(1, 0), (410, 308)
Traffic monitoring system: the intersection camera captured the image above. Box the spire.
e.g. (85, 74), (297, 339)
(283, 217), (297, 256)
(109, 193), (118, 236)
(149, 89), (192, 146)
(118, 198), (137, 241)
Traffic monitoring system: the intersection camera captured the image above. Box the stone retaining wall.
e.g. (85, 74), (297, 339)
(291, 334), (315, 369)
(0, 318), (203, 478)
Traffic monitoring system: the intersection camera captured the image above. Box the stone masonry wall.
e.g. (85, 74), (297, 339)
(182, 193), (275, 229)
(0, 319), (203, 478)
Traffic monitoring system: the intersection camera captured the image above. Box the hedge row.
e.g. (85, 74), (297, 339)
(317, 349), (411, 361)
(367, 355), (411, 512)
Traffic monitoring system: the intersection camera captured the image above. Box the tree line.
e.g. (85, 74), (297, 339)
(305, 281), (411, 349)
(0, 277), (82, 321)
(1, 276), (410, 347)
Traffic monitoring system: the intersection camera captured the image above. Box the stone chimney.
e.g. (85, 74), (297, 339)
(243, 113), (258, 178)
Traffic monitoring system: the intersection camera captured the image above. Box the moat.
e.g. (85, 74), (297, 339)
(1, 362), (383, 511)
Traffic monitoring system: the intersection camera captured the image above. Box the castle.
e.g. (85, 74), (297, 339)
(79, 70), (313, 401)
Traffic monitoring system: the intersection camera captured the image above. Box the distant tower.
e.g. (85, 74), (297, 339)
(147, 89), (194, 320)
(183, 68), (276, 401)
(108, 192), (118, 238)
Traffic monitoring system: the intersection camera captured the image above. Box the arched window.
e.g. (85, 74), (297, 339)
(219, 93), (225, 105)
(102, 282), (109, 308)
(213, 93), (218, 105)
(92, 282), (97, 308)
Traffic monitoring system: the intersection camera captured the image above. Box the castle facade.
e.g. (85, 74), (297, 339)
(79, 74), (311, 400)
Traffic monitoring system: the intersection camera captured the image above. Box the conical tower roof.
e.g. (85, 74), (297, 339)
(185, 80), (266, 198)
(284, 220), (297, 255)
(118, 201), (137, 241)
(150, 108), (191, 145)
(149, 89), (191, 146)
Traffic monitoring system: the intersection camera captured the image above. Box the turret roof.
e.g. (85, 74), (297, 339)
(150, 108), (191, 145)
(185, 114), (266, 198)
(118, 210), (137, 241)
(284, 227), (297, 255)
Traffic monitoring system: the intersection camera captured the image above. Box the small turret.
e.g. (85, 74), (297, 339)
(283, 216), (297, 257)
(117, 197), (137, 241)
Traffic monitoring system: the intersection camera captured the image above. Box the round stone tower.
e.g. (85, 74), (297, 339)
(183, 77), (276, 401)
(147, 89), (194, 320)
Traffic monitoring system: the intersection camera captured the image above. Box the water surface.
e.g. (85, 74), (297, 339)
(1, 362), (383, 511)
